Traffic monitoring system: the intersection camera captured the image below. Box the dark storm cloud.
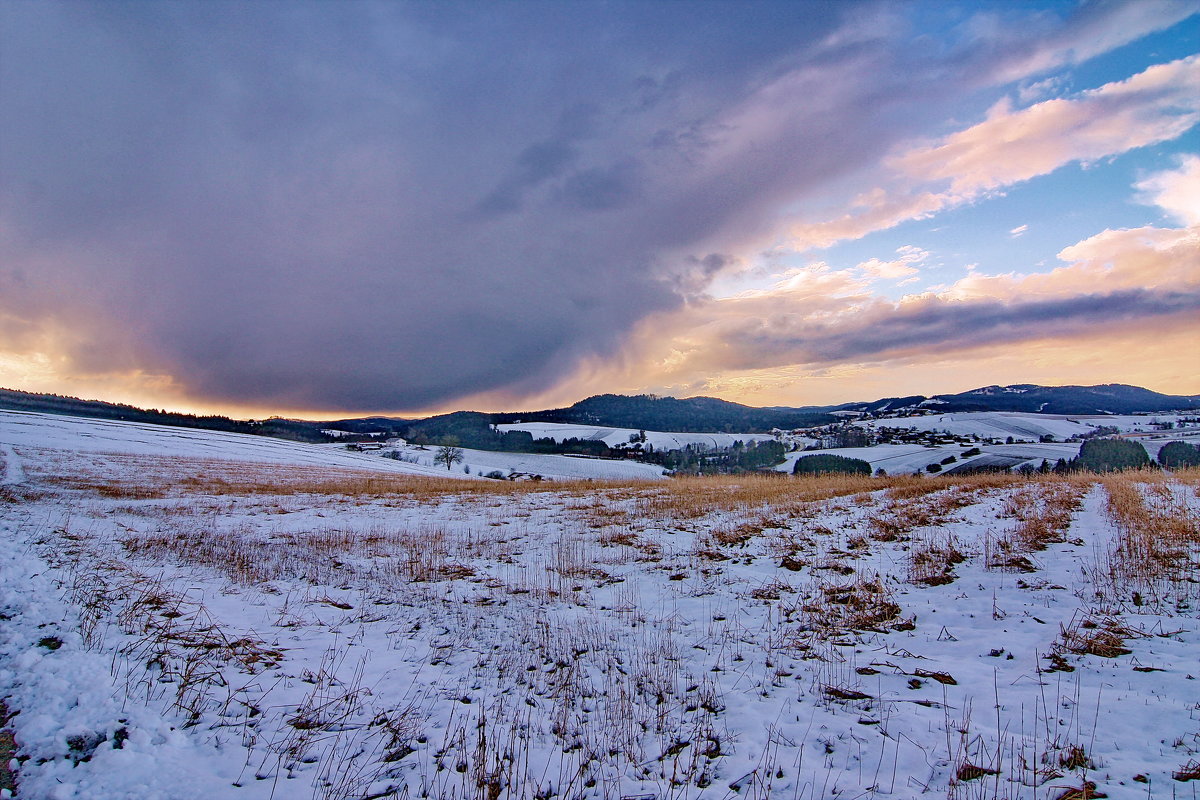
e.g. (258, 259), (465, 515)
(0, 0), (1185, 412)
(476, 139), (580, 217)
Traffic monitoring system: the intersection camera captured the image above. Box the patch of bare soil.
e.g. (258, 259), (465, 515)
(0, 700), (16, 796)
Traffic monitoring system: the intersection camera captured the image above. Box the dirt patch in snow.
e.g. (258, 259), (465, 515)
(0, 700), (17, 796)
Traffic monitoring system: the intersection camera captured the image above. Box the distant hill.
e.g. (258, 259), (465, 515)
(493, 393), (835, 433)
(2, 383), (1196, 446)
(0, 387), (331, 442)
(836, 384), (1200, 416)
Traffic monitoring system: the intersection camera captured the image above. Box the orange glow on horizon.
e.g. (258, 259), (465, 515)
(4, 318), (1197, 422)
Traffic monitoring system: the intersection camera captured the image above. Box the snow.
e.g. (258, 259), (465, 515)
(496, 422), (776, 451)
(0, 410), (462, 478)
(398, 443), (668, 481)
(777, 442), (1090, 476)
(1, 411), (1199, 799)
(775, 443), (1007, 475)
(1122, 429), (1200, 459)
(0, 410), (669, 483)
(861, 411), (1196, 442)
(0, 522), (258, 799)
(777, 444), (936, 473)
(0, 444), (23, 485)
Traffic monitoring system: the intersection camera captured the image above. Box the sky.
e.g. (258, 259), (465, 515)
(1, 0), (1197, 418)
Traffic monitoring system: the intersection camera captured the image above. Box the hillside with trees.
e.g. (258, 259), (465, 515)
(0, 388), (331, 443)
(496, 393), (833, 433)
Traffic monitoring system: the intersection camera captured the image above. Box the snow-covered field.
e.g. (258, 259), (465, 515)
(859, 411), (1194, 442)
(401, 443), (668, 481)
(776, 442), (1087, 476)
(497, 422), (777, 451)
(0, 410), (457, 477)
(0, 411), (667, 483)
(1, 413), (1199, 800)
(778, 444), (958, 475)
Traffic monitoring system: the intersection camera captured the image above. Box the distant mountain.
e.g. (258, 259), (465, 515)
(832, 395), (927, 415)
(493, 393), (835, 433)
(3, 383), (1196, 445)
(836, 384), (1200, 416)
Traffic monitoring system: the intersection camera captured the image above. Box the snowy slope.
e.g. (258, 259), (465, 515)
(776, 442), (1089, 475)
(776, 444), (947, 474)
(0, 410), (667, 483)
(497, 421), (776, 450)
(860, 410), (1191, 441)
(0, 410), (461, 477)
(396, 443), (667, 481)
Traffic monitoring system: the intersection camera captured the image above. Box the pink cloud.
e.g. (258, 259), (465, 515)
(895, 56), (1200, 195)
(856, 245), (929, 281)
(605, 215), (1199, 392)
(789, 56), (1200, 251)
(791, 190), (954, 250)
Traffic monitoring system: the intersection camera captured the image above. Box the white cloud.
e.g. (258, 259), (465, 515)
(1017, 76), (1066, 105)
(856, 245), (930, 280)
(1010, 224), (1029, 237)
(979, 1), (1199, 86)
(1136, 154), (1200, 226)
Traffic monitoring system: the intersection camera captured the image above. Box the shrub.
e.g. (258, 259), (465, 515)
(792, 454), (871, 476)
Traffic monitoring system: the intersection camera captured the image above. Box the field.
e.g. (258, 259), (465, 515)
(775, 444), (1087, 477)
(397, 443), (668, 482)
(853, 412), (1191, 442)
(1, 416), (1200, 799)
(495, 423), (777, 452)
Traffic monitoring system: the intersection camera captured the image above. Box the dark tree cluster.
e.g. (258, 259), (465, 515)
(649, 439), (786, 474)
(1070, 438), (1151, 473)
(793, 453), (872, 476)
(1158, 441), (1200, 468)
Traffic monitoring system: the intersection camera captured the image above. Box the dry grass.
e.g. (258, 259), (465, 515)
(122, 522), (485, 586)
(983, 477), (1088, 573)
(1056, 613), (1138, 659)
(634, 472), (885, 521)
(1101, 473), (1200, 608)
(867, 483), (984, 542)
(1001, 478), (1087, 552)
(908, 531), (966, 586)
(45, 455), (572, 500)
(786, 576), (911, 639)
(33, 449), (1070, 512)
(15, 444), (1200, 799)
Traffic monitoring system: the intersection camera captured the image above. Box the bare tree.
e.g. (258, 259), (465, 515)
(434, 445), (464, 470)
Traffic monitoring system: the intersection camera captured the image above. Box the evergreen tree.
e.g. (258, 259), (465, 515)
(1158, 440), (1200, 468)
(793, 454), (871, 476)
(1071, 438), (1150, 473)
